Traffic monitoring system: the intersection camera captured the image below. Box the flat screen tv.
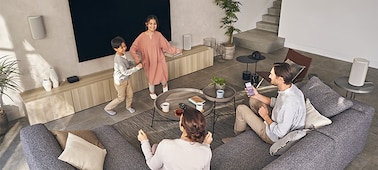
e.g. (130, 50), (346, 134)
(68, 0), (171, 62)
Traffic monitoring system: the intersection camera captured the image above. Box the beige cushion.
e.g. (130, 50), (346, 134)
(58, 133), (107, 170)
(51, 130), (105, 149)
(305, 98), (332, 129)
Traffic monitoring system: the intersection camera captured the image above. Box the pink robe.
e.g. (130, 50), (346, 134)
(130, 31), (177, 85)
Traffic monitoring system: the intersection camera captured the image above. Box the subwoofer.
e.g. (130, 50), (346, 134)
(183, 34), (192, 50)
(28, 15), (46, 39)
(348, 58), (369, 86)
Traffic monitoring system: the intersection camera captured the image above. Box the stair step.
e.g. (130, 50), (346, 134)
(268, 7), (281, 16)
(273, 0), (281, 8)
(233, 29), (285, 53)
(262, 14), (280, 24)
(256, 21), (279, 33)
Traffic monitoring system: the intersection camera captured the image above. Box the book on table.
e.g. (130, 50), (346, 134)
(188, 95), (205, 105)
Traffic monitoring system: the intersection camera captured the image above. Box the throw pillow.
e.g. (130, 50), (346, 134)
(300, 76), (353, 117)
(58, 133), (107, 170)
(269, 129), (308, 156)
(285, 59), (305, 80)
(305, 98), (332, 129)
(50, 130), (105, 149)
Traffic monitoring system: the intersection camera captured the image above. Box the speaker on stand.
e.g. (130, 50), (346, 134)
(183, 34), (192, 50)
(348, 58), (369, 86)
(28, 15), (46, 39)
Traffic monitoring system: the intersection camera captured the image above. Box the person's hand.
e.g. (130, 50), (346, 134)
(136, 63), (143, 69)
(175, 48), (182, 54)
(203, 132), (213, 145)
(134, 58), (140, 64)
(138, 129), (148, 142)
(258, 105), (269, 119)
(245, 86), (259, 98)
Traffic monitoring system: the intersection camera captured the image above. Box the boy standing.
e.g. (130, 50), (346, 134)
(104, 36), (143, 115)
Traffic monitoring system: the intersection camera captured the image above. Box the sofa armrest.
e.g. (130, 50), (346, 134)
(20, 124), (75, 170)
(93, 125), (149, 170)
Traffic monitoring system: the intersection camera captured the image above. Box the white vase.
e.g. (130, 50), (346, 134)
(49, 67), (59, 88)
(42, 79), (52, 92)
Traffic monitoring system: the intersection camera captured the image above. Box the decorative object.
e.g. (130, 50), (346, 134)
(209, 76), (226, 90)
(183, 34), (192, 50)
(42, 79), (52, 92)
(49, 67), (59, 88)
(0, 55), (20, 136)
(28, 15), (46, 39)
(214, 0), (242, 60)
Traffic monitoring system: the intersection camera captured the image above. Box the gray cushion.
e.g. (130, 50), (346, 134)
(269, 129), (308, 156)
(300, 76), (353, 117)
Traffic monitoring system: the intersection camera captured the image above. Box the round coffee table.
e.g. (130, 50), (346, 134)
(152, 88), (214, 126)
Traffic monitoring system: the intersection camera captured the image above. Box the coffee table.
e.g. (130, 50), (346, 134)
(202, 85), (236, 132)
(152, 88), (214, 127)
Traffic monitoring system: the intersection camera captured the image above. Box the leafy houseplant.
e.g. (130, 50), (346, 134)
(0, 55), (20, 135)
(209, 76), (226, 90)
(214, 0), (242, 46)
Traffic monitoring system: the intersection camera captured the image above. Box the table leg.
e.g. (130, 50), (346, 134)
(212, 101), (216, 133)
(151, 107), (156, 127)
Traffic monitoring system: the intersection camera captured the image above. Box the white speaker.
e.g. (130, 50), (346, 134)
(183, 34), (192, 50)
(348, 58), (369, 86)
(28, 15), (46, 39)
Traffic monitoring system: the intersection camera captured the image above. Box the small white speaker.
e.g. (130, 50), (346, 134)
(348, 58), (369, 86)
(183, 34), (192, 50)
(28, 15), (46, 39)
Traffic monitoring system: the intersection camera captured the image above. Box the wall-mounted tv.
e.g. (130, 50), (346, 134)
(68, 0), (171, 62)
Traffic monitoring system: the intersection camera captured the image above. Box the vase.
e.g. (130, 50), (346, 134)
(49, 67), (59, 88)
(42, 79), (52, 92)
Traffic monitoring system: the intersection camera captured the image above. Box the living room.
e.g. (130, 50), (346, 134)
(0, 0), (377, 169)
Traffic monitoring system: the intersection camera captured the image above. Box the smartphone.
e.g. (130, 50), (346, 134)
(245, 82), (255, 96)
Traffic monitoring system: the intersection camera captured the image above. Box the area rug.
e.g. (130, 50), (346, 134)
(112, 90), (247, 151)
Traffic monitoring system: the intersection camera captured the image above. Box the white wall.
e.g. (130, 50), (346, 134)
(279, 0), (378, 69)
(0, 0), (264, 120)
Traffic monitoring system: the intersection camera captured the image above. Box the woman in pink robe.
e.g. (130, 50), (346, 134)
(130, 15), (181, 99)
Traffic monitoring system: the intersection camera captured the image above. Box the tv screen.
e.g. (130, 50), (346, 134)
(68, 0), (171, 62)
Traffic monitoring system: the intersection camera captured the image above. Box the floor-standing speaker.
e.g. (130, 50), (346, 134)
(183, 34), (192, 50)
(348, 58), (369, 86)
(28, 15), (46, 39)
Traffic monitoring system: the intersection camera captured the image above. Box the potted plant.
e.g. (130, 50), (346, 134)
(0, 55), (20, 135)
(214, 0), (242, 60)
(209, 76), (226, 90)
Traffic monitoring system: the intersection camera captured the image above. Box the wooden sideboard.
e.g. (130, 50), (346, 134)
(21, 45), (213, 124)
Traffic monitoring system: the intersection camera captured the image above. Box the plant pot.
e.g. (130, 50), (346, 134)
(215, 83), (226, 90)
(0, 109), (8, 136)
(222, 44), (235, 60)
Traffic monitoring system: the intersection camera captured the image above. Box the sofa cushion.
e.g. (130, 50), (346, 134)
(305, 98), (332, 129)
(269, 129), (308, 156)
(300, 76), (353, 117)
(51, 130), (105, 149)
(58, 133), (107, 170)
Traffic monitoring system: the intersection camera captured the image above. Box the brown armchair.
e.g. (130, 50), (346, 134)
(256, 49), (312, 88)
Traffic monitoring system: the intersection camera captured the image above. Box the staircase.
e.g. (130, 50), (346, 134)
(233, 0), (284, 53)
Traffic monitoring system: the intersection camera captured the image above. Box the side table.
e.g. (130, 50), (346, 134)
(236, 54), (265, 85)
(334, 76), (375, 99)
(202, 85), (236, 133)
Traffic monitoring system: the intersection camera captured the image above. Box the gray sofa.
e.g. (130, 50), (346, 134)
(20, 76), (375, 170)
(210, 76), (375, 169)
(20, 124), (149, 170)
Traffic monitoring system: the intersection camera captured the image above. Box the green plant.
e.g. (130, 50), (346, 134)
(214, 0), (242, 45)
(0, 55), (20, 110)
(210, 76), (226, 86)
